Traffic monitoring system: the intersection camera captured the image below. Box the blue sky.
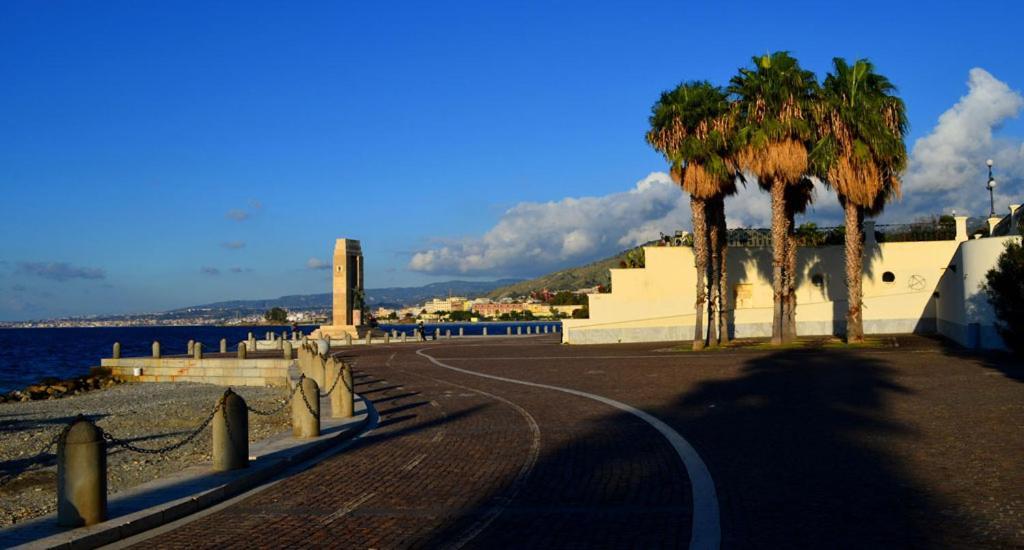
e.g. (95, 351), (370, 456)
(2, 0), (1023, 320)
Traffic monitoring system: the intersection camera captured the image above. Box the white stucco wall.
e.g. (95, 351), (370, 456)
(562, 237), (996, 346)
(935, 236), (1019, 350)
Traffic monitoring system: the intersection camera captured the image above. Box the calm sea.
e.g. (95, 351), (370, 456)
(0, 321), (560, 393)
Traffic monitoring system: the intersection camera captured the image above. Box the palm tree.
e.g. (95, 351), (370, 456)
(811, 58), (908, 343)
(729, 52), (818, 344)
(647, 81), (737, 350)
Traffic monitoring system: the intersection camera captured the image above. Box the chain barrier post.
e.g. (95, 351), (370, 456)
(507, 327), (512, 335)
(57, 416), (106, 527)
(483, 326), (488, 336)
(517, 326), (522, 335)
(248, 333), (256, 350)
(238, 342), (247, 360)
(384, 331), (390, 344)
(335, 362), (356, 417)
(365, 331), (372, 345)
(220, 338), (228, 353)
(445, 329), (451, 339)
(434, 328), (440, 340)
(213, 390), (248, 471)
(459, 327), (464, 337)
(152, 340), (161, 358)
(187, 339), (195, 355)
(112, 342), (121, 359)
(193, 342), (203, 360)
(328, 359), (354, 419)
(292, 376), (320, 438)
(345, 333), (352, 346)
(283, 340), (293, 360)
(317, 356), (328, 388)
(402, 331), (408, 343)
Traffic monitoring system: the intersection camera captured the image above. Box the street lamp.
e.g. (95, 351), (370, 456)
(986, 159), (997, 217)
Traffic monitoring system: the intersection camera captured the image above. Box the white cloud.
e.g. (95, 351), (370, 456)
(896, 68), (1024, 218)
(306, 257), (330, 270)
(406, 172), (837, 277)
(409, 173), (690, 276)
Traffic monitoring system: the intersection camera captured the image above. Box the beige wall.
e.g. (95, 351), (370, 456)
(564, 238), (963, 345)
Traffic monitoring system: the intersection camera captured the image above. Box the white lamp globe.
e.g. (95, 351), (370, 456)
(987, 159), (994, 167)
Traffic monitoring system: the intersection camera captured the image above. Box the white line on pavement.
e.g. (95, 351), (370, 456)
(416, 347), (721, 550)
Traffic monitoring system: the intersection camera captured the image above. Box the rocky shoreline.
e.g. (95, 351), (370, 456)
(0, 381), (291, 527)
(0, 367), (126, 404)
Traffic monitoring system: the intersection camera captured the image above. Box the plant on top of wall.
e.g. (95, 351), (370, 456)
(982, 239), (1024, 354)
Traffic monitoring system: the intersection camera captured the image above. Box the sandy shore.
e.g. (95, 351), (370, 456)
(0, 381), (291, 527)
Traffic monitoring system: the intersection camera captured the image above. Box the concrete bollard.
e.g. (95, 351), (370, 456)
(544, 325), (549, 334)
(283, 340), (293, 360)
(57, 416), (107, 527)
(392, 329), (397, 339)
(112, 342), (121, 359)
(446, 329), (451, 339)
(187, 340), (195, 355)
(402, 332), (407, 343)
(316, 338), (329, 357)
(152, 341), (161, 358)
(459, 327), (464, 337)
(483, 326), (488, 336)
(213, 390), (248, 471)
(193, 342), (203, 360)
(365, 332), (372, 345)
(435, 328), (440, 339)
(517, 326), (522, 335)
(281, 331), (287, 341)
(220, 338), (227, 353)
(248, 331), (254, 341)
(327, 359), (354, 418)
(238, 342), (247, 359)
(345, 333), (352, 346)
(384, 332), (390, 344)
(526, 326), (531, 335)
(292, 377), (320, 438)
(507, 327), (512, 335)
(317, 356), (328, 389)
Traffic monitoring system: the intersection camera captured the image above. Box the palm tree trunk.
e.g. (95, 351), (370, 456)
(784, 211), (798, 343)
(691, 197), (707, 350)
(844, 198), (865, 343)
(717, 198), (730, 345)
(770, 180), (786, 345)
(707, 201), (720, 347)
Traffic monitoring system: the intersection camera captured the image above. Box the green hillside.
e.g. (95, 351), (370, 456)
(486, 248), (636, 298)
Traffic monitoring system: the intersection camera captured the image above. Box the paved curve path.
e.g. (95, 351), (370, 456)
(140, 336), (693, 548)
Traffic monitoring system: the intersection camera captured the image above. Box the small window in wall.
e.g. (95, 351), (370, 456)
(882, 271), (895, 283)
(811, 273), (825, 287)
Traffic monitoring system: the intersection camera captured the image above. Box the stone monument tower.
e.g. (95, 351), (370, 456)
(314, 238), (366, 339)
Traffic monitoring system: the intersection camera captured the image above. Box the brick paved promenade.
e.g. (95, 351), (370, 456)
(141, 335), (1023, 548)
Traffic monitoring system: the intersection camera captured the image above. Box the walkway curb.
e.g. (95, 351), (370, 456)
(3, 395), (371, 550)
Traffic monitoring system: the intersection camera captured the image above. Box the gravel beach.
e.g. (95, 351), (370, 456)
(0, 381), (291, 527)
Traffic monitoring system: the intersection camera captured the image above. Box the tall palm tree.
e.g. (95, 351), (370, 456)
(811, 58), (908, 343)
(729, 52), (818, 345)
(647, 81), (737, 350)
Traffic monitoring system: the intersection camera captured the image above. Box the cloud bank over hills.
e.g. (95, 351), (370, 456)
(410, 68), (1024, 278)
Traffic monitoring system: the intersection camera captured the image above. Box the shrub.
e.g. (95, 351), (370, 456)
(983, 239), (1024, 353)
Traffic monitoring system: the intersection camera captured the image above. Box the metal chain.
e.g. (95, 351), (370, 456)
(296, 374), (319, 417)
(103, 398), (222, 455)
(318, 366), (345, 397)
(246, 383), (299, 416)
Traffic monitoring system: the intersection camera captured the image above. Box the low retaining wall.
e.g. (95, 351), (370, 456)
(563, 318), (937, 345)
(101, 357), (291, 387)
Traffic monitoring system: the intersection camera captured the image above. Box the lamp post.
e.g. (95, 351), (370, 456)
(986, 159), (997, 217)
